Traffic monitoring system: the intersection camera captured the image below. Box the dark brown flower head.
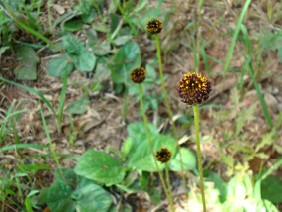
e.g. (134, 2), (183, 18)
(130, 67), (146, 83)
(146, 18), (162, 34)
(155, 148), (171, 163)
(177, 72), (211, 105)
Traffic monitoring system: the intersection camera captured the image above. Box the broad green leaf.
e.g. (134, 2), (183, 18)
(121, 137), (134, 159)
(73, 51), (96, 72)
(74, 150), (126, 186)
(73, 178), (112, 211)
(47, 54), (73, 77)
(46, 182), (74, 212)
(67, 96), (90, 115)
(127, 122), (159, 138)
(226, 174), (252, 201)
(92, 22), (109, 33)
(169, 148), (196, 171)
(90, 40), (111, 56)
(261, 176), (282, 204)
(63, 35), (84, 55)
(54, 168), (78, 187)
(63, 18), (84, 32)
(205, 171), (227, 202)
(110, 41), (141, 84)
(14, 46), (38, 80)
(113, 35), (133, 46)
(126, 134), (177, 171)
(14, 63), (37, 80)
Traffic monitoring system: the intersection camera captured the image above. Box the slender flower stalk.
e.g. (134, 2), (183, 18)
(147, 17), (187, 192)
(193, 105), (206, 212)
(130, 67), (174, 211)
(176, 72), (212, 212)
(155, 147), (174, 211)
(139, 84), (174, 212)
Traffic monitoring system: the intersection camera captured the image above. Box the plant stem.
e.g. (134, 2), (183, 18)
(193, 105), (206, 212)
(155, 35), (187, 193)
(195, 0), (204, 72)
(138, 84), (174, 211)
(165, 163), (174, 211)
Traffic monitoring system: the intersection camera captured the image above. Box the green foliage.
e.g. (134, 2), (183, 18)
(122, 122), (178, 171)
(110, 41), (141, 84)
(169, 148), (196, 171)
(261, 175), (282, 204)
(259, 29), (282, 62)
(13, 45), (38, 80)
(47, 54), (73, 77)
(74, 150), (126, 186)
(40, 169), (113, 212)
(47, 35), (96, 77)
(189, 172), (278, 212)
(67, 96), (90, 115)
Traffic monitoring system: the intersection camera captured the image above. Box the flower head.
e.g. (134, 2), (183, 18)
(146, 18), (162, 34)
(130, 67), (146, 83)
(176, 72), (211, 105)
(155, 148), (171, 163)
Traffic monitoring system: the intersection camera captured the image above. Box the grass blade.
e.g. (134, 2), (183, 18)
(57, 75), (68, 132)
(223, 0), (252, 75)
(0, 144), (48, 152)
(245, 61), (273, 128)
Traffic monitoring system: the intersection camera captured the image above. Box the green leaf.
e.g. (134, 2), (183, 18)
(54, 168), (78, 187)
(74, 150), (126, 186)
(110, 13), (120, 34)
(110, 41), (141, 84)
(67, 96), (90, 115)
(47, 54), (73, 77)
(169, 148), (196, 171)
(261, 175), (282, 204)
(73, 51), (96, 72)
(113, 35), (133, 46)
(14, 46), (39, 80)
(0, 144), (47, 152)
(226, 174), (252, 201)
(63, 18), (84, 31)
(127, 122), (159, 138)
(46, 182), (74, 212)
(126, 134), (177, 172)
(205, 171), (227, 202)
(73, 178), (112, 211)
(90, 40), (111, 56)
(63, 35), (84, 56)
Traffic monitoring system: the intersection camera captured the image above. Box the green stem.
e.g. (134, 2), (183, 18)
(155, 35), (187, 192)
(193, 105), (206, 212)
(138, 84), (174, 211)
(165, 163), (174, 211)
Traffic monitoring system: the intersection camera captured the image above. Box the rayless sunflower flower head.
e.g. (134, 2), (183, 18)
(146, 18), (162, 35)
(155, 148), (172, 163)
(130, 67), (146, 83)
(177, 72), (211, 106)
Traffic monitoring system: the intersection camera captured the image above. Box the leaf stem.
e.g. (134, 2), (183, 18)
(193, 105), (206, 212)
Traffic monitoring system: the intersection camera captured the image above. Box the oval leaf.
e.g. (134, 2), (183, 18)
(74, 150), (126, 186)
(169, 148), (196, 171)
